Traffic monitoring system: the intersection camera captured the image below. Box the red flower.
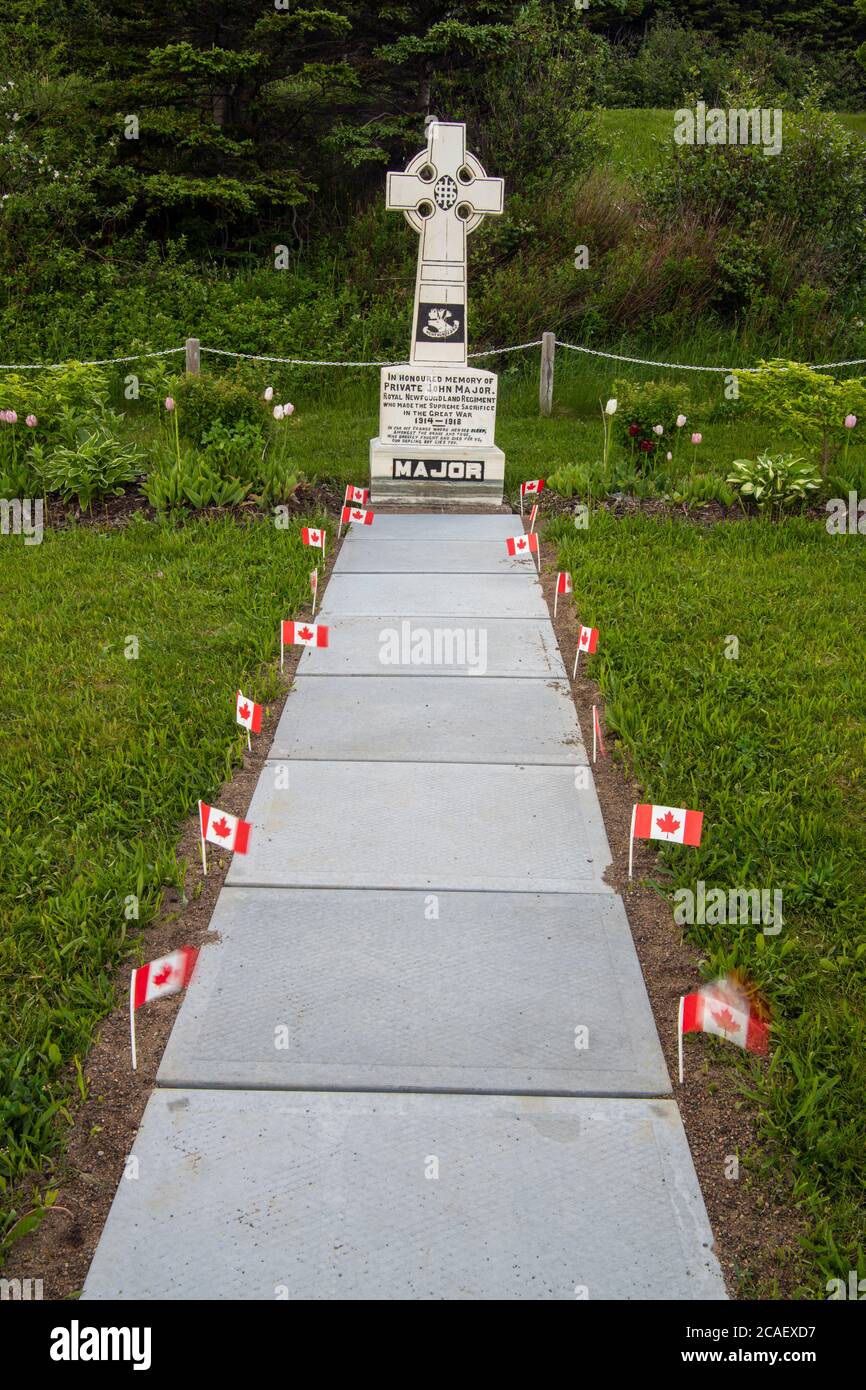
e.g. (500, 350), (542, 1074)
(639, 438), (653, 452)
(628, 423), (640, 437)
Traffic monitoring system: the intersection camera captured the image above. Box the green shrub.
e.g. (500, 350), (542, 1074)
(668, 473), (736, 507)
(199, 419), (266, 480)
(611, 377), (694, 467)
(171, 370), (263, 445)
(0, 365), (113, 446)
(737, 361), (866, 469)
(726, 453), (821, 514)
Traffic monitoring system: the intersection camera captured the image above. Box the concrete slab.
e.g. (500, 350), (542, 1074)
(343, 513), (519, 540)
(82, 1090), (725, 1300)
(334, 540), (529, 574)
(319, 574), (548, 620)
(295, 618), (566, 678)
(272, 677), (586, 763)
(226, 761), (612, 893)
(158, 890), (670, 1096)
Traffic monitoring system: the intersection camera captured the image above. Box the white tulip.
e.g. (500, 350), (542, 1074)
(605, 398), (617, 415)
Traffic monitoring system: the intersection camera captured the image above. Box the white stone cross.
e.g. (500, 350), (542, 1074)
(386, 121), (504, 365)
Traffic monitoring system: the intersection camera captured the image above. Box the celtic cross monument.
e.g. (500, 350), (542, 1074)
(369, 121), (506, 504)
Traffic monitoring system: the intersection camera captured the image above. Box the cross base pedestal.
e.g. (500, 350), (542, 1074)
(369, 439), (505, 507)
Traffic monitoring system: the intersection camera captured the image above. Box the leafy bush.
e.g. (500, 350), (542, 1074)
(33, 428), (145, 509)
(726, 453), (821, 514)
(0, 365), (113, 446)
(171, 370), (263, 445)
(199, 419), (266, 480)
(611, 377), (694, 466)
(737, 361), (866, 468)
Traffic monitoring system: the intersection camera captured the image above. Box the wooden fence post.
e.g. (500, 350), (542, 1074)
(185, 337), (201, 376)
(539, 331), (555, 417)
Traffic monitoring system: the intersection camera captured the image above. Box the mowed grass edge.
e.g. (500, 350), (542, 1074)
(553, 509), (866, 1292)
(0, 511), (325, 1249)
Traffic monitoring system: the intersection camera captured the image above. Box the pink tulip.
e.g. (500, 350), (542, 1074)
(164, 397), (175, 412)
(7, 410), (17, 424)
(25, 413), (37, 427)
(676, 414), (687, 428)
(653, 424), (663, 436)
(0, 411), (8, 424)
(273, 404), (284, 420)
(264, 386), (274, 402)
(283, 403), (294, 416)
(845, 414), (857, 429)
(691, 433), (702, 445)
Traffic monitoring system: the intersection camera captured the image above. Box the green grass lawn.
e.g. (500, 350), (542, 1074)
(0, 510), (325, 1248)
(595, 107), (866, 181)
(552, 508), (866, 1292)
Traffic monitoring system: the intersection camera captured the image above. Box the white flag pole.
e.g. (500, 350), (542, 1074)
(535, 542), (541, 577)
(247, 729), (251, 752)
(198, 800), (208, 877)
(129, 970), (138, 1071)
(338, 512), (344, 540)
(677, 996), (685, 1085)
(280, 624), (284, 672)
(628, 803), (637, 881)
(554, 585), (559, 621)
(573, 645), (579, 680)
(312, 570), (318, 619)
(592, 704), (597, 765)
(520, 485), (524, 518)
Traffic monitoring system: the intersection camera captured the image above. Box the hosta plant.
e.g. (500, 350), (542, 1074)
(726, 453), (821, 515)
(33, 429), (144, 510)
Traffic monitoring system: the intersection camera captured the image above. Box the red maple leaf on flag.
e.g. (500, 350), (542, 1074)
(298, 626), (314, 641)
(711, 1006), (739, 1034)
(516, 537), (526, 549)
(352, 510), (362, 520)
(153, 964), (174, 987)
(656, 811), (681, 835)
(212, 816), (232, 838)
(239, 703), (250, 721)
(310, 531), (319, 541)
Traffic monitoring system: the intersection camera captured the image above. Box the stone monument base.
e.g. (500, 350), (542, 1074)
(369, 439), (505, 506)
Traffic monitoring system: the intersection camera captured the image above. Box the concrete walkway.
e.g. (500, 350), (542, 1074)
(84, 514), (725, 1301)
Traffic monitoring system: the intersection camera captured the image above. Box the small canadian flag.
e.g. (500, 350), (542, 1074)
(554, 570), (572, 618)
(282, 620), (329, 648)
(528, 503), (539, 531)
(301, 526), (325, 551)
(592, 704), (606, 762)
(281, 619), (329, 669)
(341, 505), (374, 526)
(345, 485), (370, 504)
(629, 802), (703, 878)
(129, 946), (198, 1069)
(521, 479), (545, 496)
(506, 532), (539, 557)
(236, 689), (262, 734)
(572, 623), (598, 677)
(678, 976), (769, 1082)
(199, 800), (252, 856)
